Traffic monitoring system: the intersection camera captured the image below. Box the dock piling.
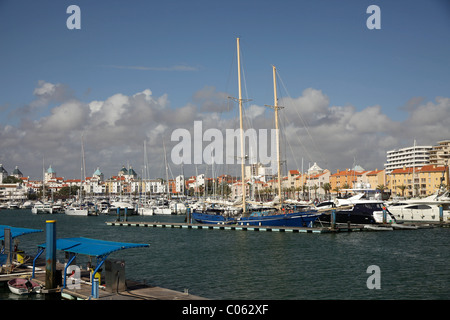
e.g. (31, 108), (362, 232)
(331, 209), (336, 230)
(3, 228), (12, 270)
(93, 278), (99, 299)
(45, 220), (60, 300)
(186, 207), (192, 224)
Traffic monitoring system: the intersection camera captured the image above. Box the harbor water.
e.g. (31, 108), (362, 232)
(1, 209), (449, 300)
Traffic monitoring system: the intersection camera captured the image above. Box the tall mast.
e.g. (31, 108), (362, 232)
(272, 66), (283, 208)
(265, 66), (284, 208)
(237, 38), (247, 214)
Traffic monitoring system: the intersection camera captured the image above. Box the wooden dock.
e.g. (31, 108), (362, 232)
(0, 258), (207, 300)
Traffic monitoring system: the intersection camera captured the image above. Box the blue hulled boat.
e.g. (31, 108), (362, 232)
(192, 209), (319, 227)
(191, 40), (320, 228)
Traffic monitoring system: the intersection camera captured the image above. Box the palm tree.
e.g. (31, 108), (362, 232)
(397, 185), (407, 197)
(322, 183), (332, 200)
(333, 186), (341, 198)
(295, 186), (301, 199)
(312, 185), (319, 200)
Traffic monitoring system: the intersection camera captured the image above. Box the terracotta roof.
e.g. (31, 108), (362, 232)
(391, 165), (446, 174)
(367, 169), (383, 176)
(331, 170), (361, 177)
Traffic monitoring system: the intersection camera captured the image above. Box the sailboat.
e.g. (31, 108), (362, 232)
(65, 134), (88, 216)
(31, 158), (53, 214)
(192, 38), (320, 227)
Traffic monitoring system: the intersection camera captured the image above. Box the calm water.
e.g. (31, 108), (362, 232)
(1, 209), (449, 300)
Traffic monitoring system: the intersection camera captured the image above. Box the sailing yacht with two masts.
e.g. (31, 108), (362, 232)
(192, 38), (320, 227)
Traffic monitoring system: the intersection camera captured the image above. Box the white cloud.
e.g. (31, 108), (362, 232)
(1, 81), (449, 180)
(29, 80), (73, 109)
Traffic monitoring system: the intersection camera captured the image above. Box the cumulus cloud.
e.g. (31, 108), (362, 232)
(193, 86), (230, 113)
(1, 81), (449, 180)
(30, 80), (74, 108)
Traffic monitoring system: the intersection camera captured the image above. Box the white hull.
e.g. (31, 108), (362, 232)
(388, 204), (450, 222)
(153, 207), (172, 215)
(65, 208), (89, 216)
(31, 203), (53, 214)
(138, 207), (154, 215)
(364, 225), (393, 231)
(8, 279), (41, 295)
(110, 201), (135, 213)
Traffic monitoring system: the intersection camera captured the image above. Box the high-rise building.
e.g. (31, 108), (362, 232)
(429, 140), (450, 166)
(384, 144), (432, 174)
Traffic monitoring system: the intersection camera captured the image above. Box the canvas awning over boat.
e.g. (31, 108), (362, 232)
(37, 236), (149, 258)
(0, 225), (43, 240)
(34, 236), (149, 295)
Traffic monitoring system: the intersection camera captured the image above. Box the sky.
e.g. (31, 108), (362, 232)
(0, 0), (449, 181)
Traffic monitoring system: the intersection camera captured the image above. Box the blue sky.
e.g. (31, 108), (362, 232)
(0, 0), (449, 180)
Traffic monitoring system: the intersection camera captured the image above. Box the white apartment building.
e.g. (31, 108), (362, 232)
(385, 144), (432, 174)
(429, 140), (450, 166)
(0, 183), (28, 201)
(175, 175), (185, 194)
(244, 163), (273, 182)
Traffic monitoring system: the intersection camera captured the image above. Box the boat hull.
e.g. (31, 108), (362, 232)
(318, 202), (396, 225)
(8, 278), (41, 295)
(65, 208), (89, 216)
(192, 210), (320, 227)
(388, 204), (450, 222)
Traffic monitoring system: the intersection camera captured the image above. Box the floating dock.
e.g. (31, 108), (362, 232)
(106, 220), (447, 233)
(0, 258), (207, 300)
(107, 221), (368, 233)
(1, 223), (207, 300)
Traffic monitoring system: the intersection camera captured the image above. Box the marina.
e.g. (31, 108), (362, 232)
(0, 209), (449, 300)
(0, 219), (206, 300)
(0, 257), (206, 300)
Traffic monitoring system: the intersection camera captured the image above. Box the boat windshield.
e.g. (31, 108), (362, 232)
(354, 203), (385, 211)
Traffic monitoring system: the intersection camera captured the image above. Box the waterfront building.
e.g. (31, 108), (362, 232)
(12, 166), (23, 179)
(44, 165), (57, 183)
(92, 167), (104, 181)
(144, 179), (166, 194)
(384, 144), (432, 174)
(305, 170), (331, 200)
(244, 162), (273, 183)
(429, 140), (450, 166)
(285, 170), (299, 190)
(118, 165), (138, 182)
(230, 181), (250, 200)
(26, 180), (42, 194)
(329, 168), (369, 194)
(105, 176), (126, 194)
(175, 175), (185, 194)
(0, 164), (8, 182)
(388, 165), (448, 197)
(0, 183), (28, 202)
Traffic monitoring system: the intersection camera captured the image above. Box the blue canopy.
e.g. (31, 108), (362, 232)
(38, 237), (149, 258)
(0, 225), (43, 240)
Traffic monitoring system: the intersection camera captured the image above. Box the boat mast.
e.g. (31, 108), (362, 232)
(271, 66), (283, 209)
(237, 38), (247, 215)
